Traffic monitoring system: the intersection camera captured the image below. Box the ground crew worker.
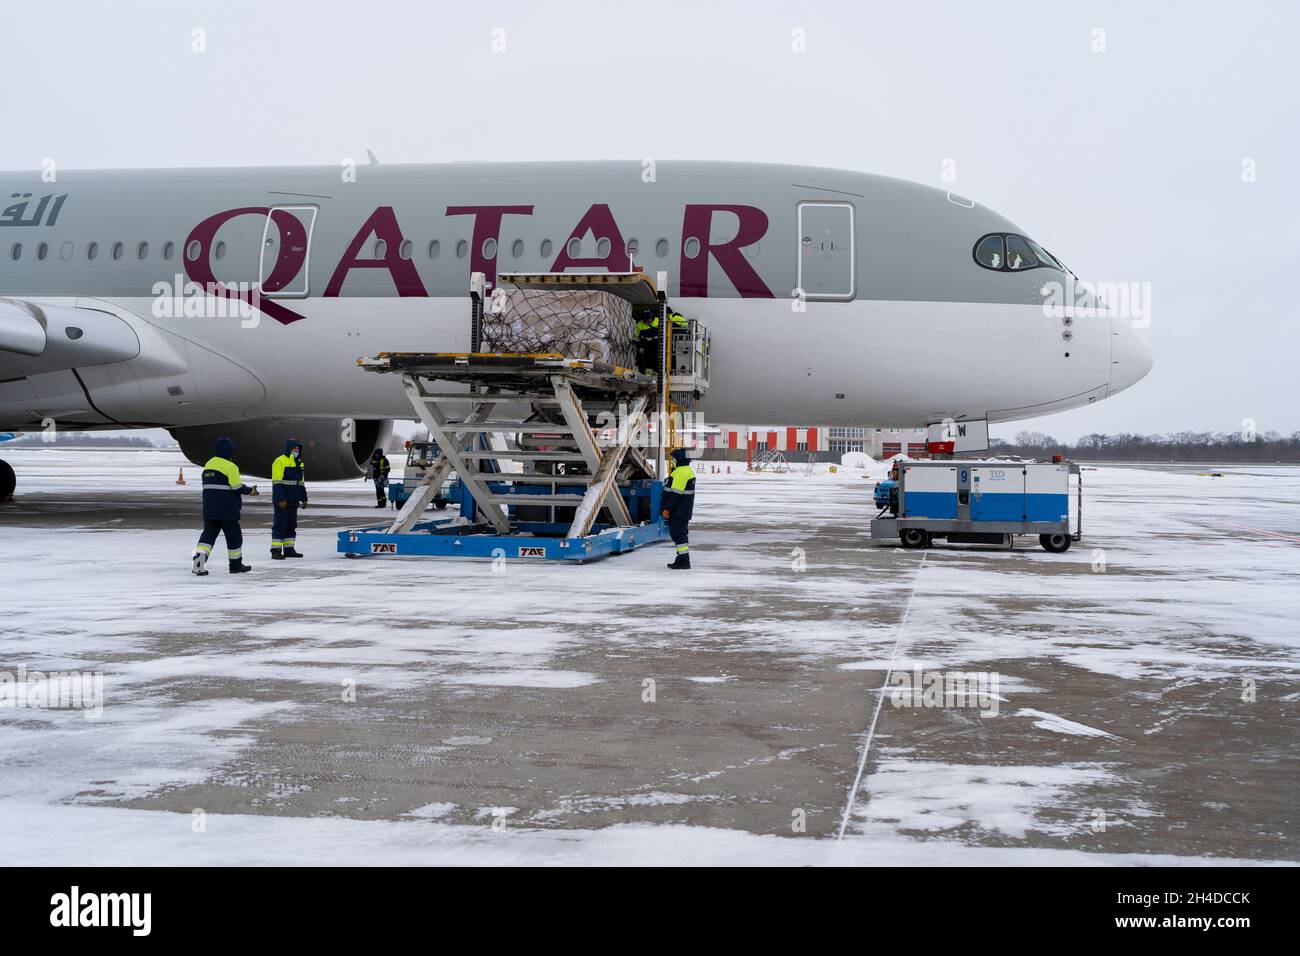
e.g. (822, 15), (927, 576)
(634, 308), (661, 375)
(270, 437), (308, 559)
(368, 448), (391, 508)
(191, 437), (258, 576)
(635, 308), (689, 375)
(661, 447), (696, 570)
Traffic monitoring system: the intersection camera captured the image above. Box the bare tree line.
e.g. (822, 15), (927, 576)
(996, 430), (1300, 462)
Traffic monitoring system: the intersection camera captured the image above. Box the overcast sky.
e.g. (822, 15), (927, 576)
(2, 0), (1296, 441)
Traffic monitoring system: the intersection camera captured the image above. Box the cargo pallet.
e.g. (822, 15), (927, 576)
(338, 271), (708, 562)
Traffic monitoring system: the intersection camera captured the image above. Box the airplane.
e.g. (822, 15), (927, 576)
(0, 160), (1152, 500)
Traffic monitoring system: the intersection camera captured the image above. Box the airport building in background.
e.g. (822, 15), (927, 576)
(698, 425), (933, 462)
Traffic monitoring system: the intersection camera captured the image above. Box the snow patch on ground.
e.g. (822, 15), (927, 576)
(0, 801), (1277, 867)
(855, 758), (1119, 840)
(1016, 709), (1117, 738)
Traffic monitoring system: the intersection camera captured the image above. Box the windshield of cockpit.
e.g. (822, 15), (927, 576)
(973, 233), (1073, 276)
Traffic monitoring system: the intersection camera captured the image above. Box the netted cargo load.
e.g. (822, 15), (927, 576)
(483, 286), (639, 369)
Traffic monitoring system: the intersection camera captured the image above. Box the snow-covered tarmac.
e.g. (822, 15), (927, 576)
(1, 448), (1296, 865)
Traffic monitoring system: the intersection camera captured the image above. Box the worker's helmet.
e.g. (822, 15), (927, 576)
(671, 448), (691, 467)
(213, 437), (236, 458)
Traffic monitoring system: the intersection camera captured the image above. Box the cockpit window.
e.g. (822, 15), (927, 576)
(973, 233), (1062, 273)
(1025, 238), (1061, 270)
(974, 235), (1004, 269)
(1005, 236), (1037, 270)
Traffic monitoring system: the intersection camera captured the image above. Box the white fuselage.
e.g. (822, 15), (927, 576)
(0, 160), (1151, 435)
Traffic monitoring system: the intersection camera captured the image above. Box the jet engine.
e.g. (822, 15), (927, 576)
(170, 418), (394, 480)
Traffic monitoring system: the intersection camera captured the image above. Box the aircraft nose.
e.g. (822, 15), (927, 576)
(1110, 316), (1153, 395)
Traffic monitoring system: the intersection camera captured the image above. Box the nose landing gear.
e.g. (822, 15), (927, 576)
(0, 459), (14, 501)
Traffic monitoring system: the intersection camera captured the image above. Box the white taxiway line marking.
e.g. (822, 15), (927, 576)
(836, 550), (928, 841)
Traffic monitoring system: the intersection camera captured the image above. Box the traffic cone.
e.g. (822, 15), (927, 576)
(176, 468), (186, 485)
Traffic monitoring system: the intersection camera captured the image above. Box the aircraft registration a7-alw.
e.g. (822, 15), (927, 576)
(0, 160), (1151, 495)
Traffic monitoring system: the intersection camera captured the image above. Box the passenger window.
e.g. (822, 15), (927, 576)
(511, 239), (524, 259)
(455, 240), (468, 259)
(626, 239), (639, 257)
(10, 243), (21, 261)
(162, 241), (175, 261)
(112, 242), (124, 261)
(1005, 235), (1037, 270)
(88, 242), (99, 261)
(655, 238), (669, 258)
(596, 237), (611, 258)
(974, 235), (1004, 270)
(186, 240), (200, 261)
(37, 243), (48, 261)
(137, 242), (149, 260)
(540, 239), (552, 257)
(213, 241), (225, 261)
(428, 240), (440, 259)
(566, 237), (581, 258)
(399, 240), (412, 260)
(482, 238), (497, 259)
(374, 240), (387, 259)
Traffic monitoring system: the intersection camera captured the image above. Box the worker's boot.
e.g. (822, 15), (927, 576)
(191, 550), (209, 576)
(270, 547), (285, 560)
(375, 499), (387, 509)
(667, 552), (691, 570)
(229, 560), (252, 574)
(283, 547), (304, 558)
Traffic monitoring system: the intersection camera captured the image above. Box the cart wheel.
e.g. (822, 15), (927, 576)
(900, 528), (928, 549)
(1040, 532), (1071, 553)
(433, 499), (448, 510)
(394, 498), (404, 510)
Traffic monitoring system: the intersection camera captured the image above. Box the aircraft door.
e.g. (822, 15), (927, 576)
(259, 205), (318, 299)
(797, 201), (854, 300)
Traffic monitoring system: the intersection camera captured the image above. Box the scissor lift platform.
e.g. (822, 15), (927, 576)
(359, 351), (653, 393)
(339, 353), (669, 562)
(338, 271), (709, 562)
(339, 481), (666, 562)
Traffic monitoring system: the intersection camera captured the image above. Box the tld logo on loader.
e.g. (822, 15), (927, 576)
(371, 542), (397, 554)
